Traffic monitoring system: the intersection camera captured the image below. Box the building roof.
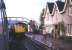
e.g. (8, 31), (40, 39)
(56, 1), (65, 12)
(47, 2), (54, 14)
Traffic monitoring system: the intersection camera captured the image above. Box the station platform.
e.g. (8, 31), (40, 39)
(0, 32), (72, 50)
(8, 33), (47, 50)
(25, 32), (72, 50)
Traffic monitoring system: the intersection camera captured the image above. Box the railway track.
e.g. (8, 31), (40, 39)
(9, 35), (47, 50)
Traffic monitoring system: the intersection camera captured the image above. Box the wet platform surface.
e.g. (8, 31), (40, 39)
(0, 32), (72, 50)
(9, 34), (47, 50)
(0, 34), (47, 50)
(25, 32), (72, 50)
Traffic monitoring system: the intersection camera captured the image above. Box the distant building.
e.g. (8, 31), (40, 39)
(57, 0), (72, 36)
(43, 2), (55, 35)
(43, 0), (72, 36)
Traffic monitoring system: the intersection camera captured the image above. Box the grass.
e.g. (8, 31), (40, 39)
(60, 36), (72, 44)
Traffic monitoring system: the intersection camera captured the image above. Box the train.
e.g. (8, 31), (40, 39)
(9, 22), (28, 38)
(14, 22), (28, 33)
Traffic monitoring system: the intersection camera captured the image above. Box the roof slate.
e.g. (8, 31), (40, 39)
(56, 1), (65, 12)
(47, 2), (54, 14)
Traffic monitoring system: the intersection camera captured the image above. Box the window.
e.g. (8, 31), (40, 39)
(68, 6), (72, 16)
(66, 24), (72, 35)
(71, 7), (72, 14)
(70, 0), (72, 5)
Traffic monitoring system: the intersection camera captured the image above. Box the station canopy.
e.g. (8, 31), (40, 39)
(7, 17), (30, 25)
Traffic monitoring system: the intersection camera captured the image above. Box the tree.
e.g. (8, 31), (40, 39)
(39, 9), (45, 30)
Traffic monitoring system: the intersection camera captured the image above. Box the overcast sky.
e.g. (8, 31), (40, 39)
(4, 0), (64, 23)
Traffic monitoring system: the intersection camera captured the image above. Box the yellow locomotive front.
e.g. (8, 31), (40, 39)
(14, 24), (27, 33)
(13, 22), (28, 37)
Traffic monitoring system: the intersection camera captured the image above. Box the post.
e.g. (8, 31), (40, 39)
(0, 0), (9, 50)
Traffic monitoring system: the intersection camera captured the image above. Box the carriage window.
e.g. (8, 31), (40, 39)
(0, 11), (3, 34)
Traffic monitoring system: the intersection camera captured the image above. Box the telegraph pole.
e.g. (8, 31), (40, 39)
(0, 0), (8, 50)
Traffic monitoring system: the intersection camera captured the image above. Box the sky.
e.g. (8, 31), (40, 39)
(4, 0), (64, 23)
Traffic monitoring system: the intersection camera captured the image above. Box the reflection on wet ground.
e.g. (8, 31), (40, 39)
(9, 34), (47, 50)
